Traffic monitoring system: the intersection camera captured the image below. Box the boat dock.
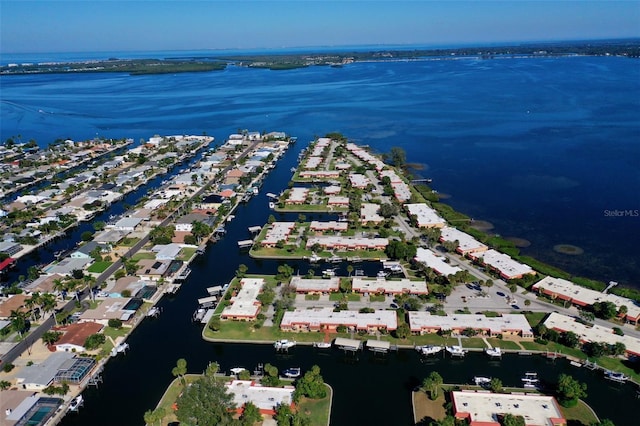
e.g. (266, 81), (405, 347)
(197, 295), (218, 307)
(237, 240), (254, 249)
(366, 340), (394, 354)
(207, 285), (224, 295)
(335, 337), (363, 352)
(248, 226), (262, 235)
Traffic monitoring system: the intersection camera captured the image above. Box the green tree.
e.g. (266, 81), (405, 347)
(240, 401), (262, 426)
(236, 264), (248, 278)
(556, 374), (587, 407)
(92, 221), (106, 231)
(262, 363), (280, 387)
(593, 301), (617, 320)
(389, 146), (406, 169)
(108, 318), (123, 329)
(205, 361), (220, 377)
(489, 377), (503, 393)
(502, 413), (526, 426)
(172, 358), (188, 385)
(296, 365), (327, 399)
(9, 309), (29, 337)
(394, 323), (410, 339)
(422, 371), (443, 400)
(80, 231), (93, 241)
(83, 333), (106, 350)
(0, 380), (11, 390)
(175, 375), (236, 426)
(379, 203), (399, 218)
(41, 331), (62, 346)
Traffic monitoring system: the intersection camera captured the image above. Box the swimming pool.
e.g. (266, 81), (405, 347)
(135, 285), (157, 300)
(122, 297), (143, 311)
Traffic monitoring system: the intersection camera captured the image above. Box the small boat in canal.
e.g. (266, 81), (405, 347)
(314, 341), (331, 349)
(604, 370), (629, 383)
(283, 367), (301, 378)
(415, 345), (443, 356)
(485, 347), (502, 358)
(274, 339), (296, 350)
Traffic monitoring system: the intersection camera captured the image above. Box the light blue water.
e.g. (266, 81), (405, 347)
(1, 55), (639, 285)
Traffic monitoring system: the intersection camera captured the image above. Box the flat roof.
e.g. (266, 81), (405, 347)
(306, 236), (389, 250)
(452, 390), (565, 426)
(262, 222), (296, 245)
(408, 312), (533, 336)
(360, 203), (384, 223)
(16, 352), (75, 386)
(225, 380), (294, 413)
(281, 308), (397, 330)
(286, 187), (309, 203)
(405, 203), (446, 227)
(414, 247), (461, 276)
(352, 277), (428, 295)
(543, 312), (640, 356)
(290, 276), (340, 292)
(334, 337), (363, 349)
(440, 227), (488, 253)
(479, 249), (534, 279)
(533, 276), (640, 320)
(366, 340), (390, 350)
(222, 278), (264, 318)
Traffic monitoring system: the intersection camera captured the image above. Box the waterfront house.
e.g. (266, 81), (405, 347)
(0, 241), (22, 257)
(151, 243), (182, 261)
(532, 276), (640, 325)
(43, 257), (92, 276)
(408, 312), (534, 340)
(543, 312), (640, 357)
(53, 321), (104, 353)
(112, 217), (143, 232)
(136, 259), (172, 281)
(306, 236), (388, 251)
(285, 187), (309, 204)
(260, 222), (296, 248)
(290, 276), (340, 294)
(439, 227), (488, 255)
(471, 249), (535, 280)
(78, 297), (137, 324)
(405, 203), (446, 228)
(15, 352), (75, 390)
(226, 380), (295, 416)
(280, 308), (397, 334)
(221, 278), (264, 321)
(451, 390), (566, 426)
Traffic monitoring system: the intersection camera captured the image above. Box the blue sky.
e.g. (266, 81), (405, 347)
(1, 1), (639, 53)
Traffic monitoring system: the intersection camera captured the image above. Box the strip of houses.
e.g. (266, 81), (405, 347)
(280, 308), (397, 334)
(221, 278), (264, 321)
(532, 276), (640, 325)
(452, 390), (566, 426)
(439, 227), (488, 255)
(469, 249), (535, 281)
(260, 222), (296, 248)
(290, 276), (340, 294)
(407, 312), (534, 339)
(405, 203), (446, 228)
(306, 236), (388, 251)
(351, 277), (428, 296)
(414, 247), (462, 277)
(543, 311), (640, 357)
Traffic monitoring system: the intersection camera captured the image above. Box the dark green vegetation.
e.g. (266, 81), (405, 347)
(3, 40), (638, 76)
(1, 59), (227, 75)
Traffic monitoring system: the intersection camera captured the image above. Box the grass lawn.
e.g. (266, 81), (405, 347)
(369, 294), (385, 302)
(119, 237), (140, 247)
(524, 311), (549, 328)
(103, 326), (129, 341)
(412, 388), (446, 423)
(560, 399), (599, 426)
(305, 294), (320, 301)
(486, 338), (522, 350)
(297, 384), (332, 426)
(346, 293), (361, 302)
(87, 261), (112, 273)
(131, 252), (155, 261)
(156, 375), (201, 426)
(178, 247), (196, 261)
(328, 293), (344, 301)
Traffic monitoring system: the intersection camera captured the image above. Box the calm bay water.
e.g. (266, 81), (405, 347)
(1, 54), (638, 286)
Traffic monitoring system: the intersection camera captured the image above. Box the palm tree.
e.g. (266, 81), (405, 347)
(40, 293), (59, 325)
(172, 358), (187, 385)
(9, 309), (29, 337)
(422, 371), (443, 400)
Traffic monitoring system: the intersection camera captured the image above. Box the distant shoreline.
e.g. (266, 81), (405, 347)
(2, 39), (638, 75)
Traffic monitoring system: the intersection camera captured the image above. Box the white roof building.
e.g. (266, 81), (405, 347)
(112, 217), (143, 231)
(327, 196), (349, 206)
(225, 380), (295, 415)
(290, 276), (340, 293)
(440, 227), (488, 255)
(352, 277), (428, 295)
(543, 312), (640, 356)
(309, 221), (348, 232)
(360, 203), (384, 224)
(221, 278), (264, 320)
(414, 248), (461, 276)
(476, 249), (535, 280)
(306, 236), (388, 251)
(408, 312), (534, 338)
(451, 390), (565, 426)
(261, 222), (296, 247)
(391, 181), (412, 202)
(532, 276), (640, 323)
(286, 187), (309, 204)
(405, 203), (446, 228)
(348, 173), (371, 188)
(281, 308), (397, 332)
(304, 156), (323, 169)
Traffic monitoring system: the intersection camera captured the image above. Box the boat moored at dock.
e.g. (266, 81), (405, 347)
(604, 371), (629, 383)
(416, 345), (443, 356)
(274, 339), (297, 350)
(446, 346), (468, 357)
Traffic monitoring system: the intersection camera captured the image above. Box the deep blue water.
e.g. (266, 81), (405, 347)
(1, 55), (639, 286)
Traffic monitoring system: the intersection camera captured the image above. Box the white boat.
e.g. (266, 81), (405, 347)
(146, 307), (161, 318)
(314, 341), (331, 349)
(322, 269), (336, 277)
(415, 345), (443, 356)
(328, 255), (342, 263)
(274, 339), (296, 350)
(68, 394), (83, 412)
(116, 342), (129, 353)
(521, 372), (539, 387)
(604, 371), (629, 383)
(308, 253), (321, 263)
(283, 367), (301, 378)
(473, 376), (492, 386)
(485, 347), (502, 358)
(230, 367), (247, 375)
(446, 346), (467, 357)
(377, 271), (389, 278)
(268, 202), (275, 209)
